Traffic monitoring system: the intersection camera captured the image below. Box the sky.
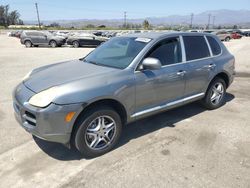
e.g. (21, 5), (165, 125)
(1, 0), (249, 21)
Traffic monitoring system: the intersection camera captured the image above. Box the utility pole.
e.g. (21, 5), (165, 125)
(190, 13), (194, 29)
(35, 3), (41, 29)
(207, 13), (211, 29)
(124, 11), (127, 28)
(212, 16), (215, 29)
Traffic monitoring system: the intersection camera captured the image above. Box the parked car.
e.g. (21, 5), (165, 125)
(228, 29), (244, 36)
(13, 32), (235, 158)
(212, 30), (231, 41)
(9, 30), (23, 38)
(188, 30), (201, 33)
(203, 30), (214, 33)
(66, 33), (108, 48)
(93, 31), (103, 36)
(54, 31), (70, 39)
(230, 32), (242, 39)
(20, 31), (66, 48)
(243, 31), (250, 37)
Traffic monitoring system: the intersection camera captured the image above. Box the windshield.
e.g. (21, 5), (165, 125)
(83, 37), (150, 69)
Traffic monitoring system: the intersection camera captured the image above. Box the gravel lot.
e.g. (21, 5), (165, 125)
(0, 34), (250, 188)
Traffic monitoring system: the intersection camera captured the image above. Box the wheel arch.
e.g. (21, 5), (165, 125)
(207, 72), (230, 92)
(70, 98), (127, 142)
(24, 39), (32, 44)
(49, 39), (57, 44)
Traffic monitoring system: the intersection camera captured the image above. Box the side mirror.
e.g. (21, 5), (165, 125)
(140, 57), (162, 71)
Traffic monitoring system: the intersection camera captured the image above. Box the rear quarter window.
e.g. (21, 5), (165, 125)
(183, 36), (210, 61)
(206, 36), (222, 56)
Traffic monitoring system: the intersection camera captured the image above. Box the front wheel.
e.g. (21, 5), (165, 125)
(72, 106), (122, 158)
(49, 40), (57, 48)
(202, 78), (226, 110)
(24, 40), (32, 48)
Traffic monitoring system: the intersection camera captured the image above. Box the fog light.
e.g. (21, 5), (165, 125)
(65, 112), (76, 122)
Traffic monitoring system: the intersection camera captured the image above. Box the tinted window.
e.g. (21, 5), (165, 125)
(146, 37), (182, 66)
(183, 36), (210, 61)
(26, 32), (38, 36)
(207, 36), (222, 56)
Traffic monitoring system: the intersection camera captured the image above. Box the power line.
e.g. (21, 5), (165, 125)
(35, 2), (41, 29)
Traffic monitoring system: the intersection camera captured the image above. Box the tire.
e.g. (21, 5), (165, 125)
(72, 41), (80, 48)
(225, 37), (230, 42)
(24, 40), (32, 48)
(72, 106), (122, 158)
(202, 78), (226, 110)
(49, 40), (57, 48)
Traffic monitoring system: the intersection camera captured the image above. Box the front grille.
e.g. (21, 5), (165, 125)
(23, 111), (36, 126)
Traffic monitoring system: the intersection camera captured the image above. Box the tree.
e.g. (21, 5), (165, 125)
(143, 20), (150, 30)
(0, 4), (23, 27)
(86, 24), (95, 28)
(8, 10), (20, 25)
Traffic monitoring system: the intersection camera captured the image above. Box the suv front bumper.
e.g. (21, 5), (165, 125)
(13, 83), (83, 144)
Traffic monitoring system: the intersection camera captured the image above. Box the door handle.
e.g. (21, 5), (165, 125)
(177, 70), (186, 76)
(204, 64), (216, 70)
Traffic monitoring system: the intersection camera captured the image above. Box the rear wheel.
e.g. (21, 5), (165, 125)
(24, 40), (32, 48)
(72, 41), (80, 48)
(225, 37), (230, 42)
(72, 106), (122, 158)
(49, 40), (57, 48)
(202, 78), (226, 110)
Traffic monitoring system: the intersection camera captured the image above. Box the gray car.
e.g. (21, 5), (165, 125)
(20, 31), (66, 48)
(13, 32), (235, 158)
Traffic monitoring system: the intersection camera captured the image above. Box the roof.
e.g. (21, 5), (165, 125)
(123, 31), (213, 40)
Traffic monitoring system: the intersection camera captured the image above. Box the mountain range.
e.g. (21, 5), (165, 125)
(25, 9), (250, 28)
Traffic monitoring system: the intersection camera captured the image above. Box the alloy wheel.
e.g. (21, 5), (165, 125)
(85, 116), (116, 150)
(210, 82), (224, 105)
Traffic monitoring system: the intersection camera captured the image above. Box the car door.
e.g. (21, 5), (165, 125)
(29, 32), (40, 44)
(38, 32), (48, 44)
(182, 35), (215, 97)
(133, 36), (186, 117)
(79, 36), (95, 46)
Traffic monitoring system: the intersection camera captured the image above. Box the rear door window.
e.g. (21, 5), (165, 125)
(206, 36), (222, 56)
(183, 36), (210, 61)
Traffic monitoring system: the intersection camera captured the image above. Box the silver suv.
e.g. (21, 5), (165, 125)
(212, 30), (231, 41)
(13, 32), (235, 158)
(20, 31), (66, 48)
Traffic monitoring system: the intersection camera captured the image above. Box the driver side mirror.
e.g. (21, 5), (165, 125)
(139, 57), (162, 71)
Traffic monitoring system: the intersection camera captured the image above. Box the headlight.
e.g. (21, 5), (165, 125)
(23, 71), (32, 81)
(29, 87), (58, 108)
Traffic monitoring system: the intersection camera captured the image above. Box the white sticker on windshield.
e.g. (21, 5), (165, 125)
(135, 38), (151, 43)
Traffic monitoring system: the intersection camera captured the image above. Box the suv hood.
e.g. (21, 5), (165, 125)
(24, 59), (116, 93)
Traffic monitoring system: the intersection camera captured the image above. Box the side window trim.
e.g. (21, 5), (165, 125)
(179, 35), (186, 62)
(205, 36), (223, 57)
(204, 36), (213, 57)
